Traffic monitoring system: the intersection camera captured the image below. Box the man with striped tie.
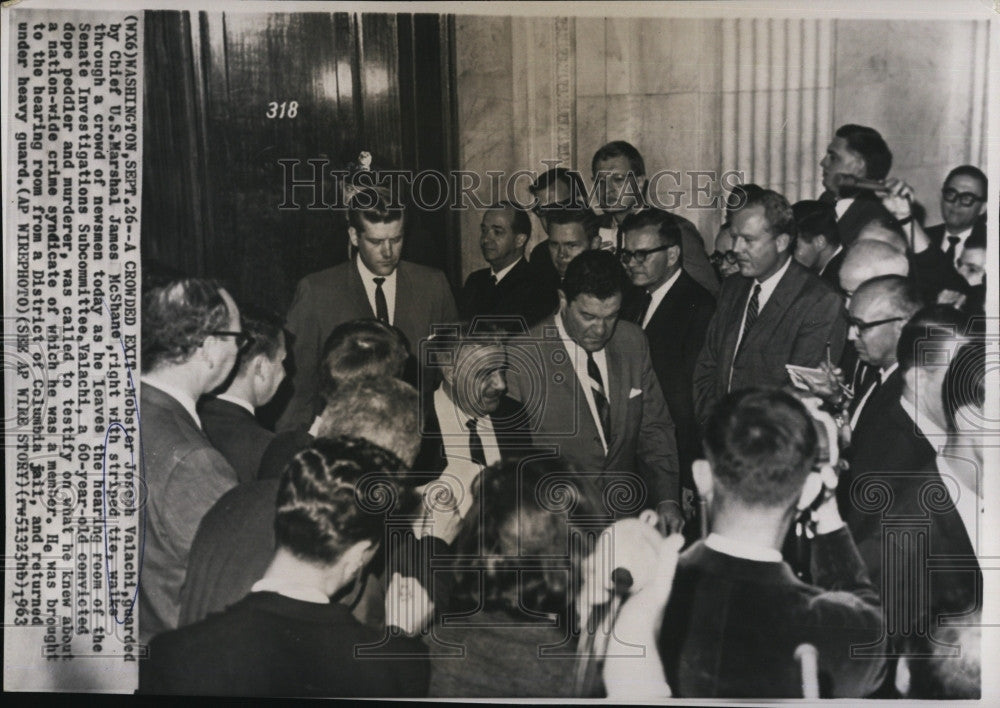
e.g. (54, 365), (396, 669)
(693, 189), (847, 425)
(506, 250), (684, 532)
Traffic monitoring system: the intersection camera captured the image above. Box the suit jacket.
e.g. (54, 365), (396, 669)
(909, 247), (970, 304)
(840, 396), (981, 698)
(625, 270), (715, 486)
(658, 531), (885, 698)
(505, 316), (680, 512)
(693, 259), (847, 425)
(198, 396), (274, 484)
(279, 259), (458, 431)
(459, 258), (558, 330)
(819, 246), (846, 291)
(600, 209), (720, 297)
(827, 192), (895, 247)
(139, 385), (238, 643)
(924, 216), (987, 252)
(257, 427), (314, 480)
(413, 392), (534, 474)
(143, 591), (429, 697)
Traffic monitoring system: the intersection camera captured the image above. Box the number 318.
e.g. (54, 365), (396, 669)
(266, 101), (299, 119)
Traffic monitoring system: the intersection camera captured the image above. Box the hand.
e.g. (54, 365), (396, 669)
(656, 501), (685, 535)
(879, 177), (916, 221)
(602, 533), (685, 698)
(937, 289), (967, 309)
(413, 475), (465, 545)
(385, 571), (434, 636)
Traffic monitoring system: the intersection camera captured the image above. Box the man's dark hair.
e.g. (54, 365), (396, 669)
(944, 165), (988, 196)
(530, 167), (588, 206)
(896, 305), (970, 375)
(274, 436), (414, 564)
(488, 201), (532, 239)
(619, 208), (683, 251)
(591, 140), (645, 177)
(347, 185), (404, 233)
(314, 376), (422, 468)
(318, 319), (410, 403)
(543, 205), (600, 241)
(942, 339), (986, 433)
(142, 278), (231, 371)
(450, 457), (592, 617)
(737, 189), (798, 241)
(835, 124), (893, 181)
(703, 388), (819, 507)
(792, 200), (840, 247)
(235, 304), (286, 374)
(561, 249), (628, 303)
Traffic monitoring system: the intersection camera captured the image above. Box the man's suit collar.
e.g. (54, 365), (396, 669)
(733, 259), (809, 353)
(142, 380), (202, 431)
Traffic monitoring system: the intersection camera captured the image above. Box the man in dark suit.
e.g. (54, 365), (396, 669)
(279, 186), (458, 431)
(591, 140), (719, 296)
(460, 202), (557, 329)
(818, 124), (896, 246)
(199, 305), (287, 483)
(655, 389), (886, 697)
(620, 209), (715, 519)
(792, 200), (844, 290)
(842, 306), (980, 698)
(139, 278), (244, 642)
(693, 189), (847, 425)
(924, 165), (987, 265)
(506, 250), (684, 532)
(142, 437), (430, 697)
(413, 327), (533, 480)
(179, 376), (422, 629)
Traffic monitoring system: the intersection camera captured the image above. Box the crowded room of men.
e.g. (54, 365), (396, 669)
(135, 9), (991, 699)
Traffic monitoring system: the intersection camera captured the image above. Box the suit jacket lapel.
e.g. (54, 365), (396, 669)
(740, 262), (805, 354)
(604, 337), (626, 450)
(347, 259), (376, 318)
(722, 278), (753, 372)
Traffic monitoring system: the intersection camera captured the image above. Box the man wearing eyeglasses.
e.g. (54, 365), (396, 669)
(139, 277), (243, 643)
(620, 209), (715, 531)
(925, 166), (987, 268)
(693, 189), (847, 425)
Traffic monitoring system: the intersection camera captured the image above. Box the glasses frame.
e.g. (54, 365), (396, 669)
(210, 330), (252, 350)
(846, 315), (905, 333)
(941, 188), (986, 208)
(619, 243), (671, 265)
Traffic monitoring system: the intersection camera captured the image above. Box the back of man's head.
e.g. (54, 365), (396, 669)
(839, 240), (910, 299)
(835, 124), (893, 181)
(142, 277), (231, 372)
(591, 140), (645, 177)
(703, 388), (819, 510)
(942, 339), (986, 435)
(857, 218), (907, 253)
(314, 375), (421, 468)
(233, 304), (285, 375)
(319, 319), (409, 401)
(561, 249), (628, 303)
(274, 435), (413, 565)
(793, 200), (840, 247)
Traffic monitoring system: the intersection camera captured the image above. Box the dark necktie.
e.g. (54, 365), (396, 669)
(945, 236), (960, 265)
(466, 418), (486, 466)
(490, 273), (498, 288)
(636, 291), (653, 326)
(586, 351), (611, 442)
(737, 284), (762, 354)
(373, 277), (389, 324)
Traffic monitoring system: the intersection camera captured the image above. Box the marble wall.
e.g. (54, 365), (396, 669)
(453, 15), (990, 280)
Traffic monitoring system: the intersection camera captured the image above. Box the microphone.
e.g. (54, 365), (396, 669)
(794, 643), (820, 698)
(833, 174), (887, 192)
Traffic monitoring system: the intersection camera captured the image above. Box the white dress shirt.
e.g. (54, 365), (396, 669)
(491, 257), (522, 285)
(433, 385), (501, 467)
(356, 257), (397, 325)
(642, 268), (682, 329)
(555, 312), (610, 454)
(216, 392), (256, 415)
(849, 362), (898, 430)
(141, 376), (201, 429)
(704, 532), (783, 563)
(834, 197), (855, 220)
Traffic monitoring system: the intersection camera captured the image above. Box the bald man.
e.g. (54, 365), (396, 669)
(838, 240), (910, 304)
